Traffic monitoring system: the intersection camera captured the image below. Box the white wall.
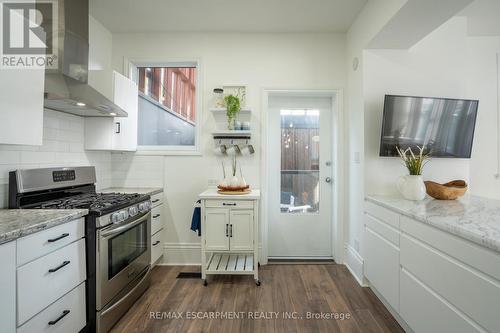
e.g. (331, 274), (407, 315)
(345, 0), (406, 260)
(364, 17), (500, 198)
(364, 17), (471, 196)
(0, 110), (112, 208)
(111, 32), (347, 264)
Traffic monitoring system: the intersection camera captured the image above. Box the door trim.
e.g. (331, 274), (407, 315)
(261, 89), (345, 264)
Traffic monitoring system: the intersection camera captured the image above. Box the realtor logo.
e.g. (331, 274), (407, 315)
(1, 0), (57, 69)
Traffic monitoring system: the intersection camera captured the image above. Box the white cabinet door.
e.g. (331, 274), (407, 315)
(364, 225), (400, 311)
(112, 71), (138, 151)
(400, 268), (481, 333)
(229, 210), (254, 251)
(205, 208), (230, 251)
(0, 241), (16, 333)
(85, 72), (138, 151)
(0, 68), (44, 145)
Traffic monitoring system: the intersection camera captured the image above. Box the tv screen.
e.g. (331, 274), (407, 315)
(379, 95), (479, 158)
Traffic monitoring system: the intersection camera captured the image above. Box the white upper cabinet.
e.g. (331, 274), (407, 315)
(85, 72), (138, 151)
(0, 67), (44, 145)
(112, 72), (138, 150)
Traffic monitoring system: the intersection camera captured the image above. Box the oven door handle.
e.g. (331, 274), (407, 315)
(100, 212), (151, 238)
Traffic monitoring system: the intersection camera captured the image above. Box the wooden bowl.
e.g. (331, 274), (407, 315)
(424, 180), (468, 200)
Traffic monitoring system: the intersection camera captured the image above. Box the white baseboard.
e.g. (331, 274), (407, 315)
(159, 242), (201, 266)
(344, 243), (365, 286)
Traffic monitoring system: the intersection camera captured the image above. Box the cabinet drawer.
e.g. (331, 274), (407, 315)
(365, 213), (399, 246)
(17, 239), (86, 325)
(401, 234), (500, 332)
(365, 201), (399, 229)
(17, 283), (86, 333)
(17, 218), (84, 266)
(151, 205), (163, 235)
(205, 200), (254, 209)
(400, 268), (481, 333)
(364, 226), (400, 311)
(151, 229), (164, 265)
(401, 215), (500, 281)
(150, 192), (163, 207)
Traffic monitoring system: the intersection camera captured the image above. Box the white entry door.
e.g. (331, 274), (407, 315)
(268, 94), (334, 258)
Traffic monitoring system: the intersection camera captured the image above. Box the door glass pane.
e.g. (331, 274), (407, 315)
(108, 221), (148, 279)
(280, 109), (320, 214)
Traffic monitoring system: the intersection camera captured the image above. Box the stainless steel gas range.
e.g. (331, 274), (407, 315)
(9, 166), (152, 333)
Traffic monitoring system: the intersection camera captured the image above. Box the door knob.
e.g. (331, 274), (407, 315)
(325, 177), (332, 183)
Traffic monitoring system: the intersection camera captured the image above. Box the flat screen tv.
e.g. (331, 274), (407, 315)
(379, 95), (479, 158)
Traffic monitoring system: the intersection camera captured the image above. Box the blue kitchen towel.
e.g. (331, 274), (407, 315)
(191, 200), (201, 236)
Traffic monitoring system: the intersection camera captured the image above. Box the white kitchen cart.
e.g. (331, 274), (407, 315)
(199, 189), (260, 286)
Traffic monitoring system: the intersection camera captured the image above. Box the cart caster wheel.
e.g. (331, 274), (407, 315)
(203, 280), (208, 286)
(258, 262), (260, 268)
(255, 280), (261, 286)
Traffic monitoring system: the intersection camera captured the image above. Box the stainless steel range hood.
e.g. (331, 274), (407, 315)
(40, 0), (127, 117)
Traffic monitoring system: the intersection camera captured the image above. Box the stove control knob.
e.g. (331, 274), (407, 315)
(120, 210), (129, 221)
(111, 212), (121, 224)
(129, 206), (138, 217)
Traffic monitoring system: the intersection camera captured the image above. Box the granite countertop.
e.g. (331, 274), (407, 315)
(0, 209), (88, 245)
(100, 187), (163, 196)
(199, 188), (261, 200)
(366, 194), (500, 253)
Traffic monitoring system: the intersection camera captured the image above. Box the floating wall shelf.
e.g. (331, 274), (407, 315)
(212, 130), (251, 139)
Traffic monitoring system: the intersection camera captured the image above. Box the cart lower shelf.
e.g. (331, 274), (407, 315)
(206, 253), (255, 274)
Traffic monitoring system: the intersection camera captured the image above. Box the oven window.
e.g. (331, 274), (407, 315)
(108, 221), (148, 279)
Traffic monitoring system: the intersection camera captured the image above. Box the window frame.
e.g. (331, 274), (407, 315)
(126, 59), (202, 156)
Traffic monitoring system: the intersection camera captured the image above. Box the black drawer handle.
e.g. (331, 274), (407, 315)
(48, 233), (70, 243)
(48, 260), (70, 273)
(153, 241), (160, 246)
(222, 203), (236, 206)
(48, 310), (70, 325)
(152, 199), (160, 203)
(153, 214), (161, 218)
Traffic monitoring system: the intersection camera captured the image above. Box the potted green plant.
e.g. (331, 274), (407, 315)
(224, 94), (241, 130)
(396, 145), (430, 200)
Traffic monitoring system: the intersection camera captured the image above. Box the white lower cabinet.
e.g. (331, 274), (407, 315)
(200, 194), (260, 285)
(400, 267), (480, 333)
(0, 218), (86, 333)
(150, 191), (165, 267)
(17, 283), (86, 333)
(365, 200), (500, 333)
(151, 230), (164, 264)
(363, 226), (400, 311)
(17, 239), (86, 325)
(0, 241), (16, 333)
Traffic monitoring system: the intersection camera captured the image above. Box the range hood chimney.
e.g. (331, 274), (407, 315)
(40, 0), (127, 117)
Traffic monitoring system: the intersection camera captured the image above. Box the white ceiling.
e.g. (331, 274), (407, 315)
(90, 0), (367, 33)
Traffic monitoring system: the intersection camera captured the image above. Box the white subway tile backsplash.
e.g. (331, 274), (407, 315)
(20, 151), (55, 164)
(0, 111), (112, 208)
(0, 151), (20, 165)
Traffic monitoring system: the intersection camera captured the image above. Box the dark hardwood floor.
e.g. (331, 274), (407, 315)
(110, 264), (404, 333)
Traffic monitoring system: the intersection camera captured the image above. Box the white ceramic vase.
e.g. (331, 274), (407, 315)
(396, 175), (426, 201)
